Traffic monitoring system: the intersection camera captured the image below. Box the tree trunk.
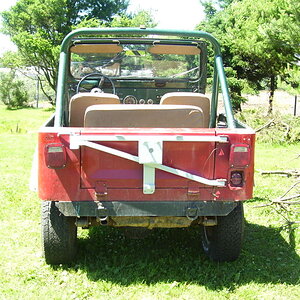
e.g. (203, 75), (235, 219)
(39, 79), (55, 105)
(268, 75), (276, 114)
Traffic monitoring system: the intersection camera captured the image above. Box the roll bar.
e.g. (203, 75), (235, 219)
(54, 28), (235, 128)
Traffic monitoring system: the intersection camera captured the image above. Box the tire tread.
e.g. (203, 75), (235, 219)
(42, 201), (77, 265)
(202, 203), (244, 262)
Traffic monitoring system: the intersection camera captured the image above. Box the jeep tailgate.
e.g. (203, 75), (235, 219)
(71, 128), (225, 201)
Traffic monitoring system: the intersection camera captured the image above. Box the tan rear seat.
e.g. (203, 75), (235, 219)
(84, 104), (204, 128)
(160, 92), (210, 127)
(69, 92), (120, 127)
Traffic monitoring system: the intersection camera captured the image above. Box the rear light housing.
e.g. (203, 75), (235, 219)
(45, 143), (67, 169)
(230, 171), (243, 187)
(229, 144), (250, 168)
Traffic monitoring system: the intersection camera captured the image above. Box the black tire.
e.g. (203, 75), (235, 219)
(42, 201), (77, 265)
(201, 203), (244, 262)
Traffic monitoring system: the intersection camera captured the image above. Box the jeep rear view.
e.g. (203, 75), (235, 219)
(37, 28), (255, 264)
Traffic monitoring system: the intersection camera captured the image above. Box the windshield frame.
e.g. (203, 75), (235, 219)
(69, 38), (207, 83)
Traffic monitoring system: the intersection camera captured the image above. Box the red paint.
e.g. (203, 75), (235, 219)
(214, 128), (255, 200)
(38, 127), (255, 203)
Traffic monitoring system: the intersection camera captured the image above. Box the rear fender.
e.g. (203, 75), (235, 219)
(214, 128), (255, 200)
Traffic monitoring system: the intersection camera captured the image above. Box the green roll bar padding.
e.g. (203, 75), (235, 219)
(54, 28), (235, 128)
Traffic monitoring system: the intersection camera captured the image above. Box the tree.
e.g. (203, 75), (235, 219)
(225, 0), (298, 113)
(110, 11), (157, 28)
(199, 0), (300, 112)
(0, 71), (29, 109)
(198, 2), (249, 110)
(281, 65), (300, 96)
(1, 0), (129, 103)
(200, 0), (237, 17)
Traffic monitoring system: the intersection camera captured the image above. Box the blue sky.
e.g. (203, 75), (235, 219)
(0, 0), (205, 55)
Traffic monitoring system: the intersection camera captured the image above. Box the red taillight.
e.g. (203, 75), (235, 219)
(230, 171), (243, 187)
(229, 144), (250, 168)
(45, 143), (67, 169)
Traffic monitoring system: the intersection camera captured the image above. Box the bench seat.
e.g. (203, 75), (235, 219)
(84, 104), (205, 128)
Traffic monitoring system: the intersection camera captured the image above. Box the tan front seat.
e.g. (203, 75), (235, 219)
(160, 92), (210, 127)
(69, 92), (120, 127)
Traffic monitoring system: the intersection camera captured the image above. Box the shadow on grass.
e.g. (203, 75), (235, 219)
(66, 221), (300, 291)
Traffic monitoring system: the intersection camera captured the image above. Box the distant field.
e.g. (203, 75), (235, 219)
(242, 90), (299, 116)
(0, 105), (299, 299)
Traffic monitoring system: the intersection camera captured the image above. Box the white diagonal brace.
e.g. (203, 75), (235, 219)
(77, 140), (226, 190)
(154, 163), (226, 187)
(81, 141), (139, 163)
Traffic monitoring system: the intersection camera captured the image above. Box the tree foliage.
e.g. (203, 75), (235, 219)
(110, 11), (157, 28)
(199, 0), (300, 111)
(0, 71), (29, 109)
(1, 0), (129, 103)
(201, 0), (237, 17)
(65, 0), (128, 26)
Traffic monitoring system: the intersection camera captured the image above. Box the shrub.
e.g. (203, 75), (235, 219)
(0, 70), (29, 109)
(236, 108), (300, 144)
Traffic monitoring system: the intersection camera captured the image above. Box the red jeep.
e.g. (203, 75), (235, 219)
(37, 28), (255, 264)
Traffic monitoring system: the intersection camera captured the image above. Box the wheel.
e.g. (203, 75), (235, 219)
(42, 201), (77, 264)
(201, 203), (244, 262)
(76, 72), (116, 94)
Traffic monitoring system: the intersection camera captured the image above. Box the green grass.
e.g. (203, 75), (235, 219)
(0, 105), (54, 134)
(0, 105), (299, 299)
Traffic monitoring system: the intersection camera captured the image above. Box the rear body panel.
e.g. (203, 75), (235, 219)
(38, 127), (255, 205)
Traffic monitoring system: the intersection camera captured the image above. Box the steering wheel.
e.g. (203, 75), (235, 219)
(76, 72), (116, 94)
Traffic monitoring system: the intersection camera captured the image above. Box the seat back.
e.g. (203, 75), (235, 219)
(84, 104), (204, 128)
(160, 92), (210, 127)
(69, 92), (120, 127)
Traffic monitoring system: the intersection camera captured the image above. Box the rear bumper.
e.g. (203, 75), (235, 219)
(55, 201), (238, 218)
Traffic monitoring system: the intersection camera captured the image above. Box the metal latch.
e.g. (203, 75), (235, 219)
(95, 181), (108, 200)
(187, 181), (200, 200)
(138, 140), (162, 195)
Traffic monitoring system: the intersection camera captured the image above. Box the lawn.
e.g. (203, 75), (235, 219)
(0, 105), (299, 299)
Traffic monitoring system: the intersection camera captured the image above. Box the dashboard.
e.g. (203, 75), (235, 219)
(122, 95), (155, 105)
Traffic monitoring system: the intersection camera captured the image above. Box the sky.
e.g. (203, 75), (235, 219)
(0, 0), (205, 55)
(127, 0), (204, 30)
(0, 0), (17, 55)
